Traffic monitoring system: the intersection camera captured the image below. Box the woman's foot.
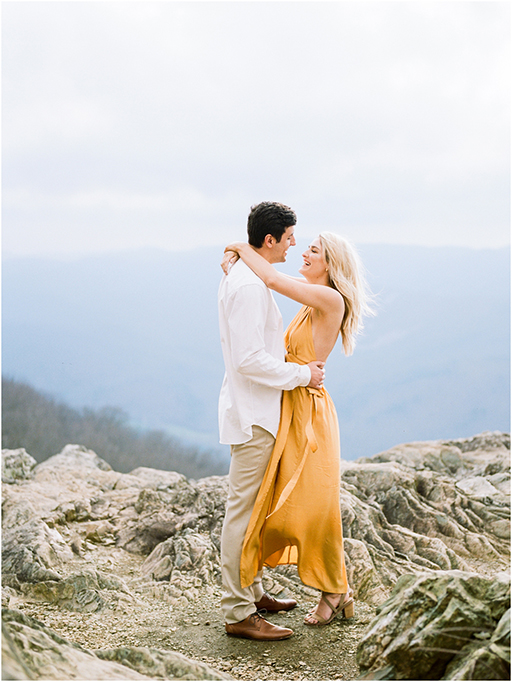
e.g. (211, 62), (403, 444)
(304, 593), (341, 625)
(304, 589), (354, 626)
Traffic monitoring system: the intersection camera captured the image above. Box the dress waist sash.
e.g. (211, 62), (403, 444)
(266, 351), (323, 520)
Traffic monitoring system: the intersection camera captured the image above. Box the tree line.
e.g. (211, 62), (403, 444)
(1, 377), (228, 479)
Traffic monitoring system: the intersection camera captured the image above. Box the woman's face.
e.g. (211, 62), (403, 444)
(299, 237), (328, 280)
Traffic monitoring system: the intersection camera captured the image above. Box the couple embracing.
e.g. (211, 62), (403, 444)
(218, 201), (372, 641)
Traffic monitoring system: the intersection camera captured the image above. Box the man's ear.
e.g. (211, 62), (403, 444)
(263, 234), (275, 248)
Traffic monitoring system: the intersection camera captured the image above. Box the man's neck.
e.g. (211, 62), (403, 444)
(251, 244), (275, 264)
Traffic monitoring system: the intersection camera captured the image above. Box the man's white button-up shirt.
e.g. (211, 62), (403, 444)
(218, 259), (311, 445)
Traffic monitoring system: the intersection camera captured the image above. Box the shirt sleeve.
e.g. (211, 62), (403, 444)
(225, 283), (311, 390)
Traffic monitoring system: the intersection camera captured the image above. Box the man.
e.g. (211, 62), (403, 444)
(218, 201), (325, 641)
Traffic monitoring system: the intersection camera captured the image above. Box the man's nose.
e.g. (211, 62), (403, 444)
(290, 235), (296, 246)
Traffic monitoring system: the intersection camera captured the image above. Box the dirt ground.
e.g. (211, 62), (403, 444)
(11, 544), (377, 681)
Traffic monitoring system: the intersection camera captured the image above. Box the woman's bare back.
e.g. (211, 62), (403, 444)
(310, 303), (344, 362)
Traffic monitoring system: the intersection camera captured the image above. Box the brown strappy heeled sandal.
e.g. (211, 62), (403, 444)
(304, 589), (354, 626)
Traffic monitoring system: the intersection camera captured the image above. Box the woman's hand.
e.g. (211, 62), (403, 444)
(221, 242), (248, 274)
(221, 250), (239, 275)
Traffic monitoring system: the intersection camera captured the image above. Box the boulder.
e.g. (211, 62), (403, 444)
(2, 607), (231, 680)
(1, 448), (37, 483)
(141, 530), (221, 588)
(2, 620), (35, 680)
(2, 608), (151, 680)
(19, 569), (137, 613)
(357, 570), (511, 680)
(2, 518), (72, 586)
(35, 443), (113, 472)
(116, 475), (228, 557)
(443, 607), (510, 680)
(94, 647), (233, 680)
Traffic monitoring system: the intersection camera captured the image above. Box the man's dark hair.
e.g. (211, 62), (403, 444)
(247, 202), (297, 248)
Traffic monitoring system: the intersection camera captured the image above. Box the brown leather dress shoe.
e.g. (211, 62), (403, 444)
(254, 592), (297, 612)
(225, 612), (293, 640)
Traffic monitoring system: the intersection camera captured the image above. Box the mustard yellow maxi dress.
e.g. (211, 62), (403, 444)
(240, 305), (348, 594)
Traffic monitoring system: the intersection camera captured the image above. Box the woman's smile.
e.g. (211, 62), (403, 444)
(299, 237), (327, 280)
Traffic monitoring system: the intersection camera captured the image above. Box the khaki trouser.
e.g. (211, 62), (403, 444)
(220, 425), (276, 624)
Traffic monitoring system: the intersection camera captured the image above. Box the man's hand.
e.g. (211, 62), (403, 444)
(307, 361), (325, 389)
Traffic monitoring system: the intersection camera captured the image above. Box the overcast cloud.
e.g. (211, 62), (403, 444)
(2, 0), (510, 257)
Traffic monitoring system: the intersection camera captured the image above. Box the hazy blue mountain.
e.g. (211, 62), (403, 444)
(2, 242), (509, 462)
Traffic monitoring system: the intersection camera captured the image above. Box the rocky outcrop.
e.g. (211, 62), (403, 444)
(2, 608), (230, 681)
(339, 431), (510, 603)
(94, 647), (232, 681)
(357, 570), (510, 680)
(2, 608), (150, 680)
(1, 431), (510, 680)
(19, 569), (137, 614)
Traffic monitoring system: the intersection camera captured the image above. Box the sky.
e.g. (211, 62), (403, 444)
(2, 0), (510, 258)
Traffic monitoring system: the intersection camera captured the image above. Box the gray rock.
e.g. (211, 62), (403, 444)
(2, 519), (71, 586)
(2, 620), (36, 680)
(1, 433), (509, 681)
(35, 443), (113, 472)
(116, 488), (187, 555)
(456, 476), (507, 500)
(338, 434), (510, 602)
(2, 608), (232, 681)
(129, 467), (189, 490)
(20, 569), (137, 613)
(486, 472), (511, 496)
(117, 475), (228, 558)
(357, 570), (511, 680)
(85, 519), (117, 543)
(1, 448), (37, 483)
(2, 608), (152, 679)
(141, 530), (221, 587)
(95, 647), (233, 680)
(2, 432), (509, 610)
(442, 607), (510, 680)
(445, 431), (510, 454)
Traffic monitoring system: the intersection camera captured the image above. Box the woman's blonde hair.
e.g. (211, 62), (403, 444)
(319, 232), (375, 356)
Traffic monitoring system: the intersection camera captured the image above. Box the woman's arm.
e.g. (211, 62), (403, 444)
(221, 248), (306, 282)
(225, 242), (343, 314)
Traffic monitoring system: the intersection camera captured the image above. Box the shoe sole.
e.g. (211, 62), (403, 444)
(255, 604), (297, 613)
(226, 631), (293, 640)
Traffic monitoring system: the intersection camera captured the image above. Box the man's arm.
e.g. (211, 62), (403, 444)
(226, 283), (324, 390)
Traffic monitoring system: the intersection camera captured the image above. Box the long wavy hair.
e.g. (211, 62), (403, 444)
(319, 232), (375, 355)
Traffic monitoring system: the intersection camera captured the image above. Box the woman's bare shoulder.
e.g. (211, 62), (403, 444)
(311, 287), (344, 321)
(321, 285), (344, 307)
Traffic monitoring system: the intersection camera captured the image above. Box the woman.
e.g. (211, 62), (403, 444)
(222, 232), (373, 626)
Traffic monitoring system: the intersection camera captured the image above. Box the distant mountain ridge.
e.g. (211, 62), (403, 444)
(2, 242), (510, 461)
(1, 377), (228, 478)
